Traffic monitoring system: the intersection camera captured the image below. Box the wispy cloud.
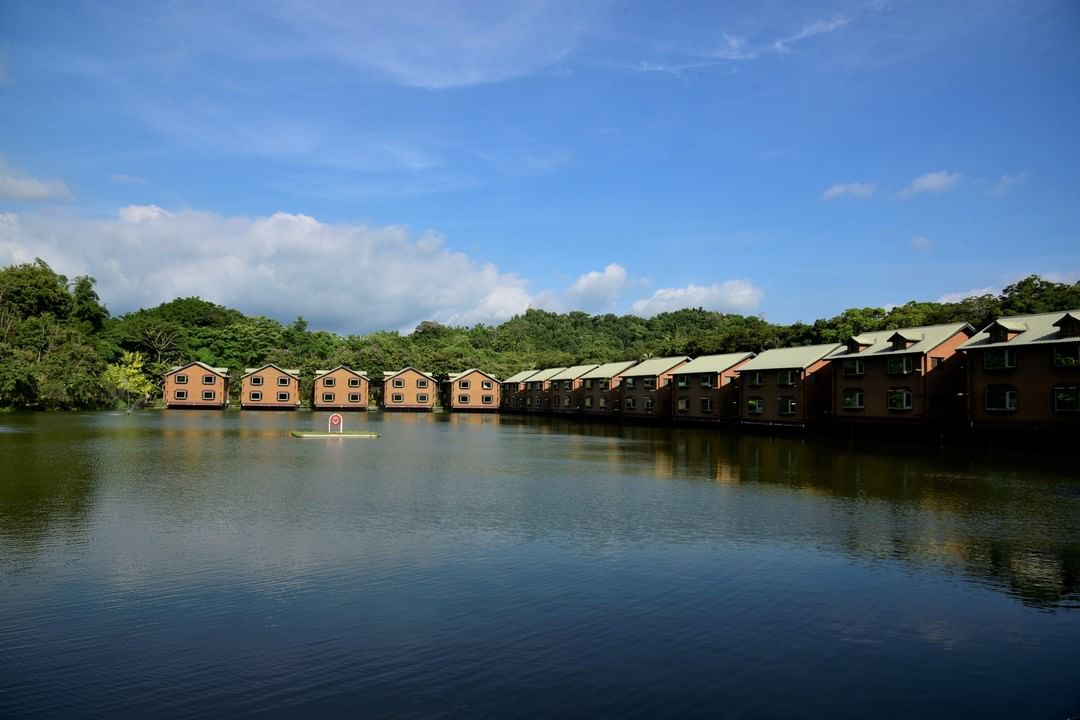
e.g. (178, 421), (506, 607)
(898, 170), (961, 198)
(110, 173), (147, 185)
(822, 181), (876, 200)
(0, 157), (73, 201)
(911, 235), (933, 252)
(992, 172), (1024, 195)
(630, 280), (763, 316)
(772, 16), (852, 52)
(936, 287), (997, 303)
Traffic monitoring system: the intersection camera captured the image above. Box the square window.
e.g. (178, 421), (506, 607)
(349, 393), (361, 403)
(624, 378), (636, 389)
(841, 359), (864, 377)
(701, 375), (713, 389)
(277, 376), (290, 386)
(984, 386), (1017, 412)
(202, 375), (215, 385)
(250, 391), (262, 401)
(842, 388), (864, 410)
(601, 380), (610, 391)
(584, 379), (594, 390)
(482, 395), (493, 404)
(983, 349), (1016, 370)
(417, 393), (429, 403)
(643, 397), (654, 411)
(700, 398), (714, 413)
(458, 394), (470, 404)
(392, 393), (404, 403)
(526, 397), (534, 407)
(1054, 345), (1080, 368)
(459, 380), (471, 390)
(644, 378), (656, 390)
(676, 397), (689, 411)
(277, 391), (289, 402)
(250, 376), (263, 386)
(676, 377), (689, 388)
(599, 397), (607, 408)
(931, 357), (944, 369)
(747, 398), (764, 415)
(322, 392), (335, 403)
(202, 390), (215, 401)
(324, 377), (336, 387)
(175, 374), (188, 385)
(778, 370), (797, 386)
(746, 372), (764, 387)
(174, 390), (188, 400)
(393, 378), (405, 388)
(1053, 386), (1079, 412)
(349, 377), (361, 387)
(584, 397), (593, 408)
(563, 396), (571, 407)
(887, 387), (913, 411)
(779, 397), (796, 415)
(886, 357), (914, 376)
(416, 379), (429, 389)
(482, 381), (493, 390)
(625, 397), (635, 410)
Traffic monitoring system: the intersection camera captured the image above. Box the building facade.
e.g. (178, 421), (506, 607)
(381, 368), (437, 411)
(312, 366), (369, 410)
(620, 356), (691, 420)
(522, 367), (565, 413)
(445, 369), (501, 411)
(670, 352), (754, 423)
(500, 370), (538, 412)
(547, 364), (600, 414)
(580, 361), (639, 418)
(164, 361), (230, 409)
(736, 344), (841, 426)
(241, 364), (301, 410)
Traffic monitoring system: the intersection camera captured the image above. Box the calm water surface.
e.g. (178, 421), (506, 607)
(1, 411), (1078, 719)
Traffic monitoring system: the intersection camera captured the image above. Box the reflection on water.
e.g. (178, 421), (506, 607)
(1, 411), (1079, 719)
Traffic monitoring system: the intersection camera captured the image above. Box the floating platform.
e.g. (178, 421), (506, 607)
(290, 431), (381, 438)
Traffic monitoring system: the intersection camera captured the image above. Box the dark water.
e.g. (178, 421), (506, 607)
(1, 411), (1078, 719)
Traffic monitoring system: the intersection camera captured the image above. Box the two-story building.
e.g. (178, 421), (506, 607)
(164, 361), (230, 409)
(500, 370), (538, 412)
(523, 367), (565, 413)
(670, 352), (754, 423)
(736, 344), (841, 426)
(381, 368), (437, 411)
(445, 369), (501, 411)
(548, 364), (600, 414)
(580, 361), (639, 418)
(312, 366), (369, 410)
(619, 356), (691, 420)
(241, 364), (301, 410)
(959, 310), (1080, 430)
(827, 323), (974, 427)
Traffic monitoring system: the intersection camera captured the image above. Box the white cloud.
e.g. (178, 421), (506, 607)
(822, 181), (875, 200)
(0, 157), (73, 201)
(898, 170), (961, 198)
(110, 174), (147, 185)
(630, 280), (763, 316)
(992, 172), (1024, 195)
(564, 263), (628, 312)
(0, 206), (540, 333)
(773, 16), (851, 52)
(936, 287), (997, 303)
(911, 235), (933, 252)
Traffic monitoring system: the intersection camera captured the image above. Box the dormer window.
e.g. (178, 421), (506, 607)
(1052, 312), (1080, 339)
(988, 320), (1026, 343)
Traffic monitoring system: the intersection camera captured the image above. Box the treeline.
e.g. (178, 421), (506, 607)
(2, 258), (1079, 409)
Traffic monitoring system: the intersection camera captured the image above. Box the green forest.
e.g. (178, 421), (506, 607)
(2, 258), (1079, 409)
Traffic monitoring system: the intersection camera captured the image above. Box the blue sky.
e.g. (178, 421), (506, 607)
(1, 0), (1078, 333)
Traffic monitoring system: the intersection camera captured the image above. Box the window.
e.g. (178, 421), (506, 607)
(1054, 345), (1080, 368)
(416, 379), (429, 389)
(984, 385), (1017, 412)
(746, 371), (764, 387)
(417, 394), (429, 403)
(249, 391), (262, 401)
(643, 377), (656, 390)
(458, 394), (470, 404)
(584, 397), (593, 409)
(349, 377), (361, 387)
(349, 393), (361, 403)
(701, 375), (713, 389)
(526, 397), (533, 407)
(599, 397), (607, 408)
(565, 381), (574, 391)
(676, 397), (689, 411)
(202, 390), (215, 401)
(459, 380), (471, 390)
(482, 395), (494, 405)
(323, 377), (336, 387)
(250, 376), (263, 386)
(624, 377), (636, 389)
(643, 397), (654, 412)
(887, 387), (913, 411)
(277, 376), (290, 387)
(563, 396), (572, 408)
(841, 359), (864, 377)
(983, 349), (1016, 370)
(625, 397), (635, 410)
(584, 379), (594, 390)
(482, 381), (493, 390)
(601, 380), (610, 391)
(175, 374), (188, 384)
(778, 369), (797, 386)
(1053, 386), (1079, 412)
(746, 397), (764, 415)
(779, 397), (797, 415)
(700, 398), (714, 414)
(842, 388), (864, 410)
(202, 375), (216, 385)
(174, 390), (188, 400)
(277, 391), (289, 402)
(676, 376), (689, 388)
(886, 357), (914, 376)
(393, 378), (405, 388)
(322, 392), (335, 403)
(392, 393), (404, 403)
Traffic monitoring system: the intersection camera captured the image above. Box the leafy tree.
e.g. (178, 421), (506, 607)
(103, 351), (155, 411)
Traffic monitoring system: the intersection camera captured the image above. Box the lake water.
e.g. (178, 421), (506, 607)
(1, 410), (1078, 719)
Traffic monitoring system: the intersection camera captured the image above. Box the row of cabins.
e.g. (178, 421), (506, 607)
(162, 309), (1080, 430)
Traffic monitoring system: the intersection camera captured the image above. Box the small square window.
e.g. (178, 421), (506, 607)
(562, 396), (572, 407)
(250, 391), (262, 401)
(175, 374), (188, 385)
(747, 397), (764, 415)
(700, 398), (714, 414)
(584, 397), (593, 408)
(746, 372), (764, 387)
(349, 377), (361, 387)
(481, 381), (493, 390)
(393, 378), (405, 388)
(984, 385), (1017, 412)
(250, 376), (263, 386)
(887, 387), (913, 411)
(323, 377), (336, 387)
(676, 377), (689, 388)
(779, 397), (797, 415)
(277, 376), (290, 387)
(886, 357), (914, 376)
(202, 390), (215, 401)
(842, 388), (864, 410)
(643, 397), (654, 411)
(277, 391), (290, 402)
(458, 394), (470, 404)
(348, 393), (361, 403)
(1053, 345), (1080, 368)
(778, 370), (797, 386)
(701, 375), (713, 389)
(625, 397), (635, 410)
(202, 375), (216, 385)
(984, 349), (1016, 371)
(1053, 386), (1079, 412)
(174, 390), (188, 400)
(416, 379), (429, 389)
(643, 378), (656, 390)
(841, 359), (864, 377)
(322, 392), (335, 403)
(676, 397), (689, 411)
(482, 395), (493, 404)
(624, 378), (636, 389)
(417, 393), (429, 403)
(459, 380), (471, 390)
(392, 393), (404, 403)
(598, 397), (607, 408)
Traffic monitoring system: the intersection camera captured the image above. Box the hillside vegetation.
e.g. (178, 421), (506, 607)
(2, 258), (1078, 409)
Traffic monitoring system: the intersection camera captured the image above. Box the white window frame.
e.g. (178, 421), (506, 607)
(323, 377), (336, 387)
(887, 387), (913, 411)
(778, 396), (797, 415)
(348, 393), (361, 403)
(392, 393), (404, 403)
(249, 391), (262, 401)
(322, 392), (335, 403)
(202, 375), (216, 385)
(277, 391), (290, 402)
(174, 389), (188, 400)
(175, 374), (189, 385)
(202, 390), (215, 401)
(459, 380), (471, 390)
(482, 395), (494, 405)
(277, 376), (290, 387)
(842, 388), (864, 410)
(700, 397), (714, 414)
(983, 349), (1016, 370)
(747, 397), (764, 415)
(458, 394), (470, 404)
(250, 376), (263, 386)
(984, 385), (1017, 412)
(416, 393), (429, 403)
(393, 378), (405, 388)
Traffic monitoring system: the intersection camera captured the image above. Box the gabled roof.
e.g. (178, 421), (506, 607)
(315, 366), (368, 379)
(960, 310), (1080, 350)
(622, 356), (691, 377)
(1052, 311), (1080, 327)
(525, 367), (566, 383)
(738, 344), (843, 371)
(242, 363), (300, 378)
(827, 323), (973, 360)
(167, 361), (229, 377)
(550, 364), (600, 381)
(671, 352), (754, 375)
(447, 368), (500, 383)
(581, 361), (639, 379)
(383, 367), (435, 382)
(503, 369), (540, 384)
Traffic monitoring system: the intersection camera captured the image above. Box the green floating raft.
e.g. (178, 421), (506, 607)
(290, 431), (381, 438)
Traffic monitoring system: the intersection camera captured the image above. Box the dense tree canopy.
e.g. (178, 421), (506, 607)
(1, 258), (1078, 409)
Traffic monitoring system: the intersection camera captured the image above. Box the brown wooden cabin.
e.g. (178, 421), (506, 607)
(736, 344), (841, 427)
(445, 369), (501, 411)
(313, 366), (369, 410)
(670, 352), (754, 423)
(164, 361), (230, 409)
(500, 370), (539, 412)
(547, 364), (601, 414)
(620, 356), (691, 420)
(241, 364), (301, 410)
(580, 361), (639, 418)
(382, 368), (437, 411)
(522, 367), (565, 413)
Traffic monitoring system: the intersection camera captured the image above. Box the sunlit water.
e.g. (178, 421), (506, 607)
(2, 411), (1078, 719)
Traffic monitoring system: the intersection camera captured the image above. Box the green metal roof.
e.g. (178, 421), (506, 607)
(316, 366), (368, 379)
(960, 310), (1080, 350)
(447, 368), (500, 383)
(383, 367), (435, 381)
(581, 361), (639, 380)
(550, 364), (600, 381)
(737, 344), (842, 371)
(671, 352), (754, 375)
(503, 369), (539, 384)
(828, 322), (973, 360)
(621, 356), (691, 378)
(243, 363), (300, 378)
(525, 367), (566, 383)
